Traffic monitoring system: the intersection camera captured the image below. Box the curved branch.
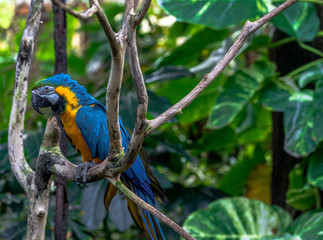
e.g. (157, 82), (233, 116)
(52, 0), (97, 21)
(134, 0), (151, 26)
(110, 177), (196, 240)
(90, 0), (118, 55)
(148, 0), (298, 133)
(8, 0), (44, 193)
(111, 15), (149, 173)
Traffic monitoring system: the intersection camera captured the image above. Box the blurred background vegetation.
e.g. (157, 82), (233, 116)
(1, 0), (323, 239)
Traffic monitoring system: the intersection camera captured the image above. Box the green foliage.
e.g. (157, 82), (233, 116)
(158, 0), (269, 29)
(271, 2), (319, 42)
(307, 150), (323, 191)
(183, 197), (292, 240)
(207, 61), (274, 129)
(183, 197), (323, 240)
(287, 163), (317, 211)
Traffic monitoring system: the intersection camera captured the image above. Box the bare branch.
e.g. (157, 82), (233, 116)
(112, 15), (149, 173)
(52, 0), (97, 21)
(8, 0), (44, 193)
(105, 53), (126, 155)
(88, 0), (126, 155)
(148, 0), (298, 133)
(110, 177), (196, 240)
(90, 0), (118, 55)
(134, 0), (152, 26)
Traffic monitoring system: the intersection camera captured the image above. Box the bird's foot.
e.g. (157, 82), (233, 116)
(76, 161), (96, 188)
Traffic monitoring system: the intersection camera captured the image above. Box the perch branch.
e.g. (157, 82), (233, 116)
(110, 177), (196, 240)
(148, 0), (298, 133)
(8, 0), (44, 193)
(52, 0), (97, 21)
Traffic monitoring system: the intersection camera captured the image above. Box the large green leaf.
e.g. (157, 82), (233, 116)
(284, 91), (316, 157)
(156, 27), (229, 67)
(158, 0), (269, 29)
(183, 197), (292, 240)
(207, 62), (269, 129)
(271, 2), (319, 42)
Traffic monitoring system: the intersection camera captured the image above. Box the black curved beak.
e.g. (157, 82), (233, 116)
(31, 90), (52, 115)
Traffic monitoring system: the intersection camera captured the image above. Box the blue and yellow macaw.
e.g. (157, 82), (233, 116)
(31, 74), (167, 240)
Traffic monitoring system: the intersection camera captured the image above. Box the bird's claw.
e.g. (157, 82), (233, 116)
(75, 161), (96, 188)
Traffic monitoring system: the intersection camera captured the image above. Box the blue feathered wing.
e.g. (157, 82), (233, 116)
(75, 104), (167, 240)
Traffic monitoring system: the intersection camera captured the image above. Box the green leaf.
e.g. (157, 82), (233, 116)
(154, 75), (226, 124)
(258, 82), (291, 112)
(193, 127), (236, 153)
(298, 63), (323, 88)
(237, 105), (272, 144)
(307, 151), (323, 191)
(207, 67), (264, 129)
(183, 197), (292, 240)
(290, 210), (323, 239)
(287, 164), (317, 211)
(158, 0), (269, 29)
(284, 91), (316, 157)
(313, 80), (323, 143)
(271, 2), (319, 42)
(145, 66), (193, 83)
(69, 220), (93, 240)
(156, 27), (229, 67)
(217, 146), (265, 196)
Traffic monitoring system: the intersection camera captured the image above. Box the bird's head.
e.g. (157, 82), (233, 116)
(32, 74), (97, 115)
(31, 74), (75, 115)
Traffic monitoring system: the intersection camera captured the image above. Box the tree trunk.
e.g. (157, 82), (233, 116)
(53, 1), (69, 239)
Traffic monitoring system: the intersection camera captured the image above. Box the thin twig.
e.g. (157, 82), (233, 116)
(148, 0), (298, 133)
(52, 0), (97, 21)
(110, 177), (196, 240)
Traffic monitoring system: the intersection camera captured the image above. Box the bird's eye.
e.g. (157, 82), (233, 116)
(45, 86), (49, 91)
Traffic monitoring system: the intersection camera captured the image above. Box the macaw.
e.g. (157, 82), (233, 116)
(31, 73), (167, 240)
